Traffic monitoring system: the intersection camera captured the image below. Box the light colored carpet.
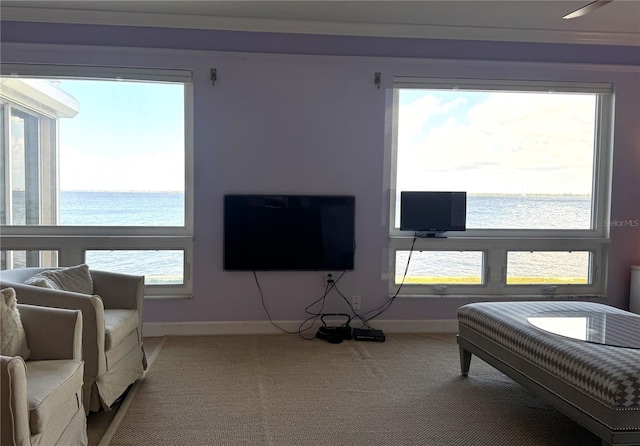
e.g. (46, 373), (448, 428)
(108, 333), (601, 446)
(87, 337), (164, 446)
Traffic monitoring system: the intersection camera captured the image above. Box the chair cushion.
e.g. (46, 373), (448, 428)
(24, 264), (94, 295)
(104, 309), (139, 350)
(26, 359), (84, 434)
(0, 287), (31, 359)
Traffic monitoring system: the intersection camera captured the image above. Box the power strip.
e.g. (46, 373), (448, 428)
(352, 328), (386, 342)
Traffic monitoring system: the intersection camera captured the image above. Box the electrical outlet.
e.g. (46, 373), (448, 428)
(325, 272), (334, 285)
(352, 295), (362, 310)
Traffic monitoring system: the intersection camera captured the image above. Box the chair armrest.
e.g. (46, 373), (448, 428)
(19, 304), (83, 360)
(1, 355), (30, 446)
(92, 270), (144, 311)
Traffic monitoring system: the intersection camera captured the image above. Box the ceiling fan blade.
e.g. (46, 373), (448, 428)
(563, 0), (614, 19)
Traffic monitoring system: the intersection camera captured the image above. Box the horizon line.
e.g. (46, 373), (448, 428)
(60, 189), (184, 193)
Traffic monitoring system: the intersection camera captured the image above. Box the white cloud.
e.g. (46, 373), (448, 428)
(398, 94), (465, 140)
(397, 92), (596, 195)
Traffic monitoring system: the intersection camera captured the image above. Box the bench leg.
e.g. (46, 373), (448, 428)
(459, 346), (472, 376)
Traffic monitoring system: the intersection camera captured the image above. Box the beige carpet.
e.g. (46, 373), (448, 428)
(87, 337), (164, 446)
(107, 333), (600, 446)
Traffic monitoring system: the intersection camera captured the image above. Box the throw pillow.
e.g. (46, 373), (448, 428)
(23, 276), (58, 289)
(0, 288), (31, 359)
(24, 264), (94, 295)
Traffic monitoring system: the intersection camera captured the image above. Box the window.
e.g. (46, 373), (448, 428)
(506, 251), (591, 285)
(1, 65), (193, 298)
(85, 250), (186, 286)
(2, 104), (57, 227)
(389, 77), (613, 297)
(395, 251), (484, 285)
(1, 250), (58, 270)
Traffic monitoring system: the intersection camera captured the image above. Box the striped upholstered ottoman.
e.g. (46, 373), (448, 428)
(457, 301), (640, 446)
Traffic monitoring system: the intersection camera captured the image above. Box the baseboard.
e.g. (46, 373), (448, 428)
(143, 319), (458, 337)
(371, 319), (459, 334)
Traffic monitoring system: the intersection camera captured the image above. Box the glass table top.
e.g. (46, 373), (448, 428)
(528, 310), (640, 349)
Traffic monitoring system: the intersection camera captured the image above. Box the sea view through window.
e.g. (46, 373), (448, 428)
(389, 78), (612, 294)
(2, 66), (193, 295)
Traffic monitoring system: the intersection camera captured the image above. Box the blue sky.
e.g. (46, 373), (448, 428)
(56, 79), (185, 192)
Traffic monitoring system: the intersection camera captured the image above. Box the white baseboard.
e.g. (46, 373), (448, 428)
(372, 319), (459, 334)
(143, 319), (458, 337)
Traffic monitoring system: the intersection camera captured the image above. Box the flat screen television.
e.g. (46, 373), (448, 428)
(224, 195), (355, 271)
(400, 191), (467, 233)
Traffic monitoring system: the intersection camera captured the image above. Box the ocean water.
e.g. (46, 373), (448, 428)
(395, 195), (593, 281)
(394, 195), (591, 230)
(465, 195), (591, 230)
(60, 191), (185, 226)
(12, 191), (592, 282)
(6, 191), (184, 279)
(61, 191), (185, 281)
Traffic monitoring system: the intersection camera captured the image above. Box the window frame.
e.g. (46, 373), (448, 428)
(1, 64), (194, 298)
(388, 77), (614, 298)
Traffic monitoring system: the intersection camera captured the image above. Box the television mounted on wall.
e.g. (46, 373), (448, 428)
(400, 191), (467, 233)
(224, 195), (355, 271)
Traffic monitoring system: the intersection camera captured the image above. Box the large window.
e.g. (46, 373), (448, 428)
(1, 65), (193, 297)
(389, 77), (613, 297)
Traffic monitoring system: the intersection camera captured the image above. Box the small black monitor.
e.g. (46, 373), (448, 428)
(400, 191), (467, 232)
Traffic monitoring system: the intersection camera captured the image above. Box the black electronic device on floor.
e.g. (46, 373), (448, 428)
(315, 314), (352, 344)
(352, 328), (386, 342)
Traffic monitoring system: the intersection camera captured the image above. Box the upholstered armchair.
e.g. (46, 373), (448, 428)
(0, 266), (147, 413)
(1, 303), (87, 446)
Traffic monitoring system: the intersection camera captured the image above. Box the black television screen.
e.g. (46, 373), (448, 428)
(400, 191), (467, 232)
(224, 195), (355, 271)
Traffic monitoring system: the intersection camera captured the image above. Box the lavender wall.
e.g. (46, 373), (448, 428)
(3, 21), (640, 65)
(2, 22), (639, 324)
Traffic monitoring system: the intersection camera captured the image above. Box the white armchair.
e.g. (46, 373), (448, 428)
(1, 267), (147, 413)
(1, 304), (86, 446)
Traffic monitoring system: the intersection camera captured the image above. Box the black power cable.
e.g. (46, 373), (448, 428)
(253, 271), (301, 335)
(325, 278), (370, 329)
(297, 280), (333, 340)
(254, 232), (417, 338)
(361, 233), (418, 324)
(253, 270), (349, 340)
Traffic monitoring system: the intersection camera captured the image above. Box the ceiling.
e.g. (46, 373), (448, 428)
(2, 1), (639, 46)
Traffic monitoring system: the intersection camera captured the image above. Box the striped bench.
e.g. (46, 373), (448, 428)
(457, 301), (640, 446)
